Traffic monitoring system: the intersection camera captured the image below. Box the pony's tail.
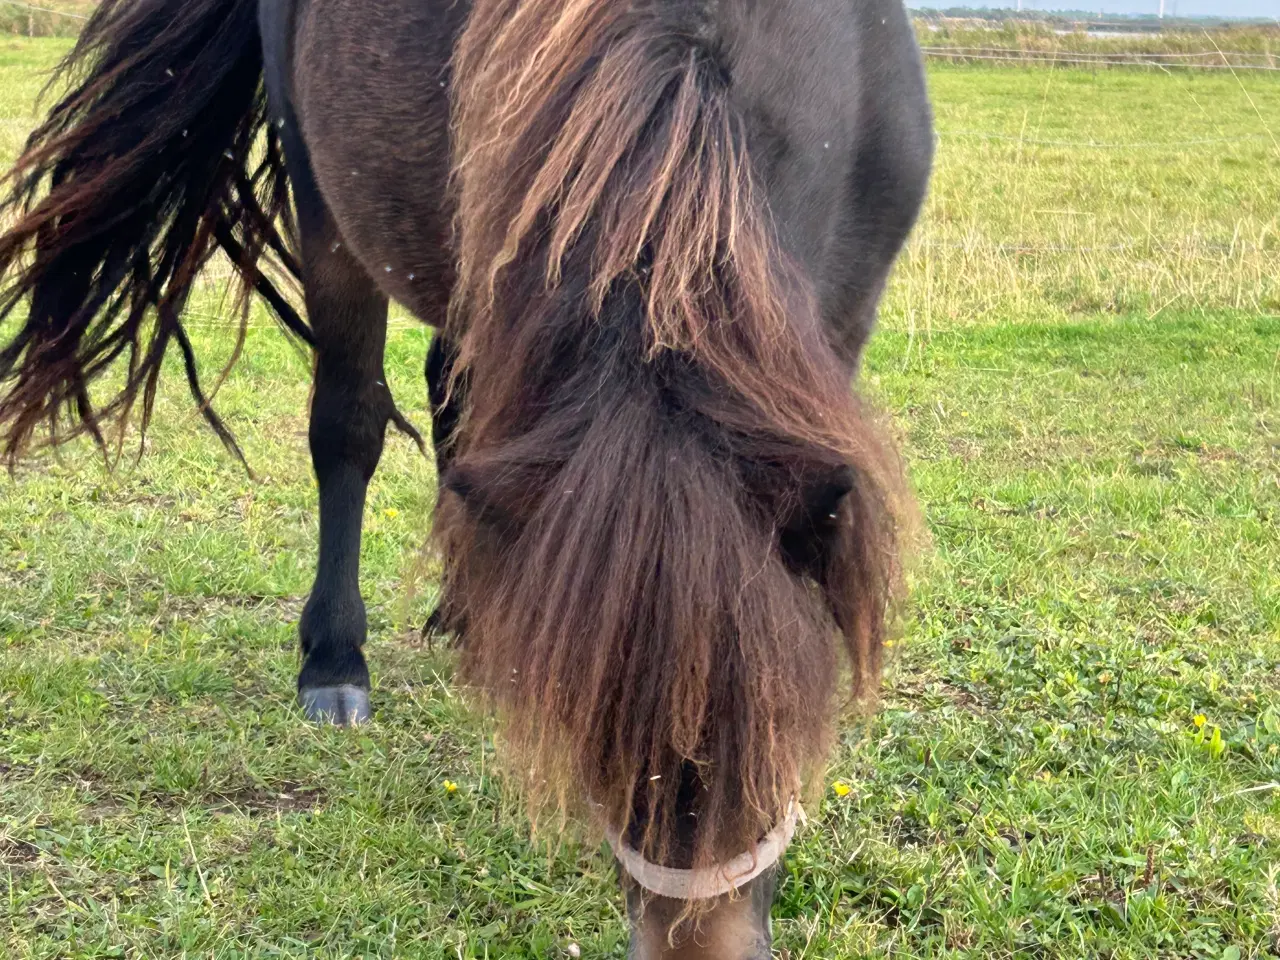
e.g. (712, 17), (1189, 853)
(0, 0), (307, 469)
(445, 0), (911, 870)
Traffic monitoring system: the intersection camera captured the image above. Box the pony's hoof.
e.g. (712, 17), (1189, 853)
(299, 685), (372, 725)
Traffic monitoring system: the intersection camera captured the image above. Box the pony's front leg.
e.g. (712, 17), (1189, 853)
(294, 196), (394, 725)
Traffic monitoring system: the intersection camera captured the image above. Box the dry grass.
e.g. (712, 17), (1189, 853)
(882, 63), (1280, 334)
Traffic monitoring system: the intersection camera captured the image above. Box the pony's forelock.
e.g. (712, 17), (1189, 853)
(443, 0), (912, 876)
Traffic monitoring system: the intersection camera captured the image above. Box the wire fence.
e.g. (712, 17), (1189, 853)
(912, 238), (1274, 255)
(3, 2), (1277, 73)
(936, 129), (1274, 149)
(927, 47), (1276, 60)
(920, 48), (1280, 72)
(1, 0), (86, 17)
(0, 0), (87, 38)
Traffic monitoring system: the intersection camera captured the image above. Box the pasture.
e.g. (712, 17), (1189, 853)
(2, 33), (1279, 960)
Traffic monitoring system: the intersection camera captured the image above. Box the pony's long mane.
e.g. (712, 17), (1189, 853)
(444, 0), (910, 870)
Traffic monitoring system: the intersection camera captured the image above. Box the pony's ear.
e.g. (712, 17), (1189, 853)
(777, 463), (855, 575)
(442, 465), (479, 502)
(442, 463), (530, 534)
(802, 463), (856, 523)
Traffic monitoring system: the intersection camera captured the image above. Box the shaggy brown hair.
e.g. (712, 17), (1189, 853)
(443, 0), (910, 872)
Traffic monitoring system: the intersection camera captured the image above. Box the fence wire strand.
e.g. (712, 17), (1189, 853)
(936, 129), (1273, 149)
(921, 48), (1280, 71)
(921, 46), (1276, 60)
(0, 0), (88, 19)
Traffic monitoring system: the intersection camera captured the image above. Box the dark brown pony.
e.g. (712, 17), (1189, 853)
(0, 0), (932, 954)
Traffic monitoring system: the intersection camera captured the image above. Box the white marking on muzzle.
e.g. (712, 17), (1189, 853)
(605, 801), (803, 902)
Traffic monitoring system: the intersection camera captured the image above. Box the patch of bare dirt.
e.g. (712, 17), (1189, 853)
(0, 835), (41, 867)
(209, 782), (326, 816)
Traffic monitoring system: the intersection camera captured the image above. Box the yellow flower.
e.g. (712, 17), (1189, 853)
(832, 781), (852, 798)
(443, 780), (458, 794)
(384, 508), (400, 520)
(1193, 714), (1207, 729)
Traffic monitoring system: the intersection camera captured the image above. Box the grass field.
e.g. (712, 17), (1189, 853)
(2, 35), (1279, 960)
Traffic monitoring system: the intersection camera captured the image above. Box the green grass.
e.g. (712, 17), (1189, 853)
(2, 37), (1279, 960)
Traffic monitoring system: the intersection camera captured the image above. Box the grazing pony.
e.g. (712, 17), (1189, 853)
(0, 0), (932, 954)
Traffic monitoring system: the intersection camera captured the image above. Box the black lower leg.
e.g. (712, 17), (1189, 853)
(296, 241), (393, 724)
(264, 72), (399, 724)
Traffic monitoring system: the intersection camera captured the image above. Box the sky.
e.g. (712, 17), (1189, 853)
(910, 0), (1279, 18)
